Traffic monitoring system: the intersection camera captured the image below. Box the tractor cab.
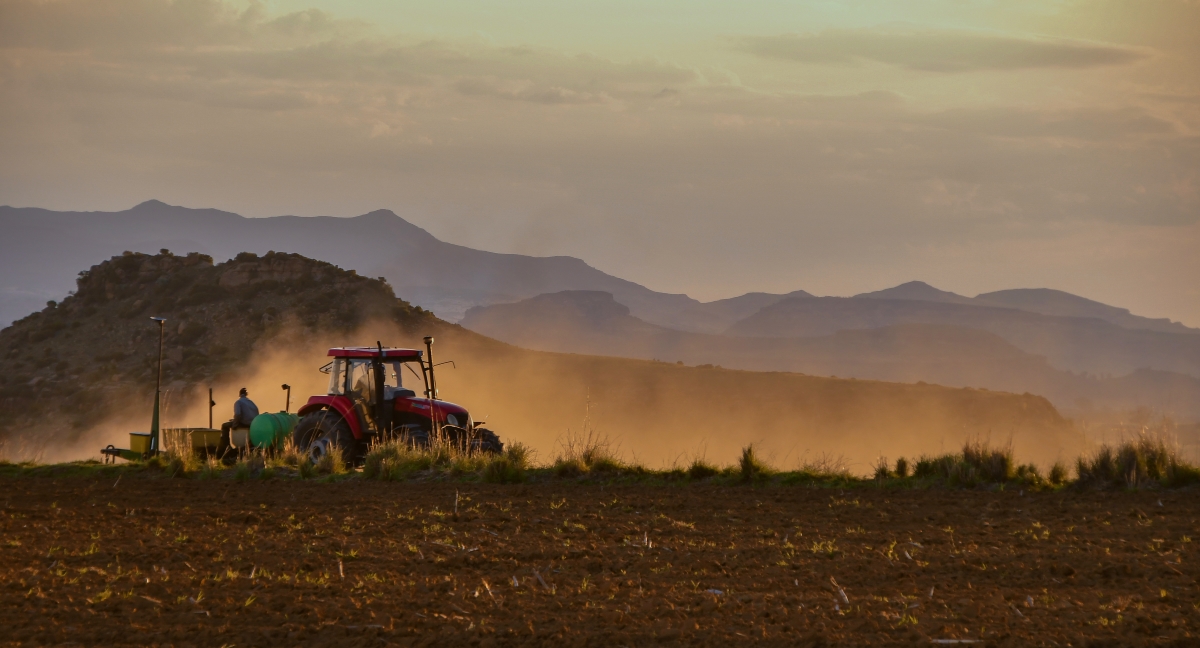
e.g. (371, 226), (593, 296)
(293, 338), (502, 464)
(319, 347), (423, 433)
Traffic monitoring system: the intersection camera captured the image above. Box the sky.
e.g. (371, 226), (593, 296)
(1, 0), (1198, 325)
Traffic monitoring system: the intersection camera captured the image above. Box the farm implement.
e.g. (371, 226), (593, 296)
(102, 321), (500, 464)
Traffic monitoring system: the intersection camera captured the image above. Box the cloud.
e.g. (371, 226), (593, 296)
(0, 1), (1196, 326)
(0, 0), (698, 121)
(737, 28), (1147, 72)
(914, 106), (1177, 142)
(0, 0), (357, 51)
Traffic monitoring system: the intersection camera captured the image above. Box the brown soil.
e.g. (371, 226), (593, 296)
(1, 478), (1197, 646)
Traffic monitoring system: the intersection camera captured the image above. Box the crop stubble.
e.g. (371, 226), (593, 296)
(1, 478), (1197, 646)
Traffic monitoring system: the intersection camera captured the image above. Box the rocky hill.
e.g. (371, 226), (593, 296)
(0, 250), (437, 448)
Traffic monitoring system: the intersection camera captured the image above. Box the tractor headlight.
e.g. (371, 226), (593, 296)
(446, 414), (459, 427)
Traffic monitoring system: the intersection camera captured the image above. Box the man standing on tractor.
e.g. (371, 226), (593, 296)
(220, 387), (259, 452)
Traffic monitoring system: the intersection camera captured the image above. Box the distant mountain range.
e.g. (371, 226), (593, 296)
(461, 291), (1200, 421)
(854, 281), (1195, 336)
(4, 200), (1197, 422)
(0, 200), (808, 330)
(729, 291), (1200, 378)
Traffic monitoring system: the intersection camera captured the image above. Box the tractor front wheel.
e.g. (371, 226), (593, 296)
(477, 428), (503, 454)
(294, 411), (357, 467)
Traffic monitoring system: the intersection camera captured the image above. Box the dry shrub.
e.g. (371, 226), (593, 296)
(894, 457), (909, 478)
(914, 440), (1017, 487)
(163, 445), (200, 478)
(234, 458), (251, 481)
(1076, 435), (1200, 488)
(363, 441), (399, 479)
(687, 457), (720, 480)
(315, 445), (347, 476)
(483, 442), (531, 484)
(1048, 461), (1068, 486)
(199, 456), (223, 479)
(553, 429), (625, 477)
(362, 433), (518, 482)
(739, 444), (774, 482)
(796, 452), (850, 479)
(962, 440), (1015, 482)
(270, 438), (304, 468)
(873, 456), (890, 480)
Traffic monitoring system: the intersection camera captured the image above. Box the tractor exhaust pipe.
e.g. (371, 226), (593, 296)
(423, 336), (437, 399)
(374, 341), (391, 434)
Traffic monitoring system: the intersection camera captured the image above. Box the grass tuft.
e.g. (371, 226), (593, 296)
(482, 443), (532, 484)
(1076, 435), (1199, 489)
(738, 444), (774, 482)
(315, 445), (347, 476)
(687, 458), (720, 480)
(1048, 461), (1068, 486)
(873, 456), (891, 481)
(198, 456), (223, 480)
(914, 440), (1018, 488)
(553, 429), (624, 477)
(162, 445), (200, 478)
(234, 457), (253, 482)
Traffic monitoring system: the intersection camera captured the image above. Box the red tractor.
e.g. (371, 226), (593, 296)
(294, 337), (502, 464)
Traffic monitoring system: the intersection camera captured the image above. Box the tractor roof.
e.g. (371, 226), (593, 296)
(327, 347), (423, 360)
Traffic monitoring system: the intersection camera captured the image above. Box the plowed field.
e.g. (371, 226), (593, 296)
(1, 477), (1197, 646)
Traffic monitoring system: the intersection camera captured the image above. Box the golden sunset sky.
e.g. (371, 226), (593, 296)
(2, 1), (1197, 323)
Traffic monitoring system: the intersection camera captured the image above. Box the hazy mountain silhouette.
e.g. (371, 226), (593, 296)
(4, 201), (1196, 390)
(973, 288), (1195, 335)
(854, 280), (979, 305)
(0, 201), (804, 331)
(855, 281), (1194, 335)
(728, 295), (1200, 378)
(461, 291), (1200, 421)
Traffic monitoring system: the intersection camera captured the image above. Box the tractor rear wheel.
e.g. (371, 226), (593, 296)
(294, 411), (357, 467)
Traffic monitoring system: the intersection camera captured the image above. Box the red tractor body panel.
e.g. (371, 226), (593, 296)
(328, 347), (422, 360)
(299, 395), (365, 438)
(300, 394), (473, 440)
(394, 397), (471, 426)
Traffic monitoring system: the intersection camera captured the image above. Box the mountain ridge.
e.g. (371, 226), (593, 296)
(0, 201), (804, 332)
(460, 290), (1200, 421)
(3, 201), (1193, 337)
(727, 295), (1200, 378)
(849, 280), (1195, 335)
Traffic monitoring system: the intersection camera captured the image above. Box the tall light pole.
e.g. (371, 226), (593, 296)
(150, 317), (166, 454)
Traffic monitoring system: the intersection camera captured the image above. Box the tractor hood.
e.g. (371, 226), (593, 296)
(395, 395), (471, 426)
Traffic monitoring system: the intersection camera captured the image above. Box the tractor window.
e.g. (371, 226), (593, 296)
(386, 362), (404, 389)
(348, 360), (374, 403)
(326, 358), (346, 395)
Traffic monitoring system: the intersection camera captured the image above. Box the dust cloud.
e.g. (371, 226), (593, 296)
(25, 318), (1089, 473)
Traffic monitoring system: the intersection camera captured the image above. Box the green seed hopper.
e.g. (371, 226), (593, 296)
(249, 412), (299, 449)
